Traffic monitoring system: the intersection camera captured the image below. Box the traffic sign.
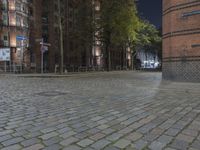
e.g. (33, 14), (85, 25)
(16, 36), (27, 41)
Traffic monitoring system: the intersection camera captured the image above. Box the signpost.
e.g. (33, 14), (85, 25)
(0, 48), (11, 72)
(38, 39), (51, 73)
(16, 35), (27, 73)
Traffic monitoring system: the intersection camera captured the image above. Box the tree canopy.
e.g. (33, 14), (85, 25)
(99, 0), (140, 46)
(136, 20), (162, 48)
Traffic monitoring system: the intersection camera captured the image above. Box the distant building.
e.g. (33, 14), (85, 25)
(136, 49), (160, 69)
(163, 0), (200, 82)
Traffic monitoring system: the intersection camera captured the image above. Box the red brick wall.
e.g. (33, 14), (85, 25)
(163, 0), (200, 82)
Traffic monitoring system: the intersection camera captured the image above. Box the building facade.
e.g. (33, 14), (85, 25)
(0, 0), (133, 73)
(0, 0), (31, 71)
(30, 0), (132, 72)
(163, 0), (200, 82)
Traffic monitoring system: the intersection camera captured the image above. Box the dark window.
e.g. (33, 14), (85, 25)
(182, 10), (200, 17)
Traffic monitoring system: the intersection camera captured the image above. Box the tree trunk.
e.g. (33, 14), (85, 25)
(106, 44), (111, 71)
(58, 0), (64, 74)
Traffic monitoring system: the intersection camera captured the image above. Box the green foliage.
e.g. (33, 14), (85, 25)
(99, 0), (140, 46)
(136, 20), (162, 48)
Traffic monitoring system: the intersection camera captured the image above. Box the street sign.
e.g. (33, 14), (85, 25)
(16, 36), (27, 41)
(40, 42), (51, 46)
(37, 39), (51, 74)
(35, 38), (43, 42)
(0, 48), (10, 61)
(41, 45), (48, 53)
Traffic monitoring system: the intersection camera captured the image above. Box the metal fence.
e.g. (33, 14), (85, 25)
(0, 64), (24, 74)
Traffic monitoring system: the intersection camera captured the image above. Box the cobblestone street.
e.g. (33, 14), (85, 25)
(0, 71), (200, 150)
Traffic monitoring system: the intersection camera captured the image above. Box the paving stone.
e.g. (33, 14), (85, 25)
(176, 134), (195, 143)
(170, 139), (189, 150)
(102, 128), (115, 135)
(40, 132), (58, 140)
(118, 127), (133, 135)
(22, 144), (44, 150)
(97, 119), (108, 124)
(165, 128), (180, 136)
(42, 144), (62, 150)
(137, 123), (156, 134)
(91, 139), (111, 149)
(43, 136), (62, 146)
(60, 137), (79, 146)
(157, 135), (173, 144)
(24, 131), (42, 139)
(133, 139), (148, 150)
(188, 148), (199, 150)
(191, 140), (200, 149)
(2, 137), (24, 146)
(106, 133), (123, 142)
(41, 127), (57, 134)
(21, 138), (41, 147)
(82, 148), (95, 150)
(104, 146), (120, 150)
(87, 128), (100, 135)
(0, 130), (13, 136)
(57, 127), (72, 134)
(164, 148), (177, 150)
(89, 132), (105, 141)
(149, 141), (166, 150)
(197, 135), (200, 140)
(77, 139), (94, 147)
(0, 134), (12, 142)
(125, 132), (143, 142)
(182, 129), (199, 137)
(114, 139), (131, 149)
(63, 145), (81, 150)
(1, 144), (22, 150)
(143, 133), (160, 142)
(60, 131), (77, 139)
(91, 116), (103, 121)
(97, 124), (109, 130)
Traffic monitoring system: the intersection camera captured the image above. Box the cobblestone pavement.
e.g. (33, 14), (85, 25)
(0, 71), (200, 150)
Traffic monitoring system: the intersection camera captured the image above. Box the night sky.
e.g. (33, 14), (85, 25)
(137, 0), (162, 28)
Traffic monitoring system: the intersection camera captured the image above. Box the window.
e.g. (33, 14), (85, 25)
(182, 10), (200, 17)
(2, 13), (8, 25)
(3, 35), (8, 41)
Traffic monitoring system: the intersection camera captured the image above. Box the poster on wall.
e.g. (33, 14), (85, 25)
(0, 48), (10, 61)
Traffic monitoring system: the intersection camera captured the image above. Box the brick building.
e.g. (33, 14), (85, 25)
(163, 0), (200, 82)
(30, 0), (132, 72)
(0, 0), (31, 71)
(0, 0), (132, 73)
(30, 0), (95, 72)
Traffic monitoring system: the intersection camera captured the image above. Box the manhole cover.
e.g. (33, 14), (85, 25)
(36, 91), (68, 97)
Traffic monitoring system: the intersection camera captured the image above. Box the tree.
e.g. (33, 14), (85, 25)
(136, 21), (161, 48)
(98, 0), (140, 71)
(72, 0), (94, 67)
(57, 0), (64, 74)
